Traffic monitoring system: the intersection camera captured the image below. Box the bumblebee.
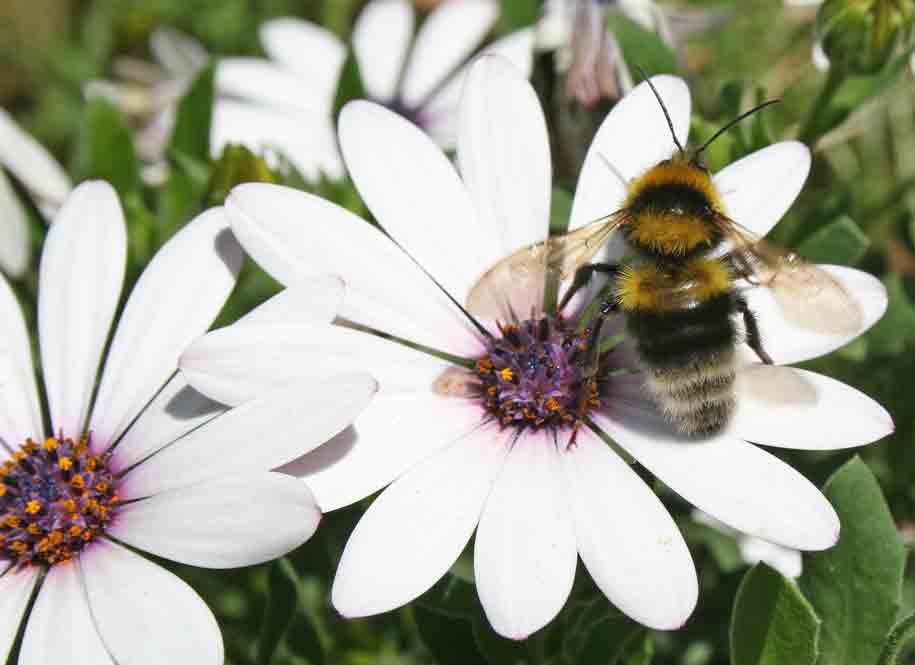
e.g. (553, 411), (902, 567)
(466, 81), (862, 437)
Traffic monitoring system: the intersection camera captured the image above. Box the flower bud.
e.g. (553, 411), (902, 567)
(816, 0), (914, 74)
(207, 144), (277, 205)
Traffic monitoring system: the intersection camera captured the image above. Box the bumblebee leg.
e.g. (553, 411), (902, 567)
(569, 298), (619, 449)
(558, 263), (620, 312)
(734, 295), (773, 364)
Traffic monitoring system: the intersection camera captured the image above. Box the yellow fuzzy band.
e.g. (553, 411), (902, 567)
(615, 258), (732, 312)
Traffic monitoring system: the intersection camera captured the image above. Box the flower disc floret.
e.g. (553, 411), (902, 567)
(474, 317), (605, 431)
(0, 435), (119, 568)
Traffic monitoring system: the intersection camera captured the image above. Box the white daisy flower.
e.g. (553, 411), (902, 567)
(0, 181), (375, 662)
(0, 110), (71, 276)
(180, 58), (891, 638)
(214, 0), (534, 180)
(85, 27), (209, 184)
(692, 509), (802, 579)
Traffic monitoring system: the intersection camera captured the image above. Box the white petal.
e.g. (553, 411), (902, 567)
(738, 536), (803, 578)
(110, 374), (224, 474)
(595, 409), (839, 550)
(401, 0), (499, 107)
(211, 99), (343, 180)
(235, 276), (344, 326)
(150, 27), (209, 77)
(0, 109), (70, 217)
(353, 0), (415, 102)
(181, 322), (448, 406)
(475, 435), (576, 639)
(280, 390), (482, 511)
(339, 101), (497, 302)
(560, 431), (697, 630)
(20, 563), (114, 665)
(423, 28), (536, 148)
(217, 58), (330, 114)
(714, 141), (811, 238)
(0, 273), (43, 446)
(226, 183), (479, 355)
(121, 374), (377, 499)
(39, 181), (126, 437)
(458, 56), (551, 260)
(733, 366), (893, 450)
(0, 567), (39, 663)
(0, 170), (30, 276)
(81, 539), (222, 665)
(569, 75), (690, 237)
(89, 208), (242, 451)
(740, 265), (887, 365)
(109, 472), (320, 568)
(259, 17), (346, 111)
(332, 424), (509, 617)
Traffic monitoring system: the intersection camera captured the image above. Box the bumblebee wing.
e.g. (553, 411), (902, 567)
(466, 212), (626, 319)
(719, 216), (864, 335)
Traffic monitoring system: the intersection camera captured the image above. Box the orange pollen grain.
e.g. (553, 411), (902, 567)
(25, 500), (41, 515)
(58, 457), (72, 471)
(499, 368), (514, 381)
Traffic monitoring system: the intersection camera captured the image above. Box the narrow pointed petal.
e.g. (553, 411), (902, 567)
(713, 141), (811, 238)
(595, 409), (839, 550)
(0, 170), (30, 276)
(0, 109), (70, 217)
(181, 322), (447, 407)
(121, 374), (377, 499)
(226, 183), (478, 355)
(401, 0), (499, 107)
(740, 265), (887, 365)
(89, 208), (242, 451)
(150, 27), (208, 77)
(353, 0), (415, 102)
(259, 17), (345, 110)
(109, 472), (320, 568)
(458, 56), (551, 259)
(739, 536), (803, 578)
(332, 425), (509, 617)
(281, 391), (482, 511)
(235, 277), (345, 326)
(81, 540), (222, 665)
(475, 436), (576, 639)
(0, 274), (43, 447)
(0, 567), (39, 663)
(569, 75), (690, 235)
(561, 431), (697, 629)
(733, 366), (893, 449)
(20, 563), (115, 665)
(39, 181), (126, 437)
(211, 100), (343, 180)
(110, 374), (224, 475)
(339, 101), (496, 302)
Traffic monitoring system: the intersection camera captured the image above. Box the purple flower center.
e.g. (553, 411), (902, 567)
(0, 436), (119, 568)
(474, 317), (609, 432)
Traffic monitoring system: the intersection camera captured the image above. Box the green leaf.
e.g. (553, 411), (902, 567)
(877, 612), (915, 665)
(729, 563), (820, 665)
(72, 97), (139, 197)
(414, 606), (490, 665)
(678, 519), (743, 573)
(798, 457), (906, 665)
(605, 13), (677, 77)
(472, 620), (528, 665)
(866, 274), (915, 356)
(499, 0), (539, 31)
(332, 49), (367, 126)
(283, 608), (326, 665)
(256, 559), (301, 665)
(796, 215), (870, 265)
(168, 63), (215, 163)
(418, 572), (481, 621)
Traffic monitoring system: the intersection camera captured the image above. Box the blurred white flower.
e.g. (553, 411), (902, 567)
(692, 510), (803, 578)
(0, 181), (374, 662)
(214, 0), (534, 181)
(85, 27), (208, 184)
(0, 109), (71, 276)
(181, 58), (891, 638)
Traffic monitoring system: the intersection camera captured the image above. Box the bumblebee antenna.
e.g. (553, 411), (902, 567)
(695, 99), (781, 158)
(634, 65), (685, 159)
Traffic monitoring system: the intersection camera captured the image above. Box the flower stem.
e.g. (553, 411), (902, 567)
(877, 612), (915, 665)
(798, 65), (846, 146)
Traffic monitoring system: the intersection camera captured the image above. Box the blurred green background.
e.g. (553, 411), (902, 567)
(1, 0), (914, 664)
